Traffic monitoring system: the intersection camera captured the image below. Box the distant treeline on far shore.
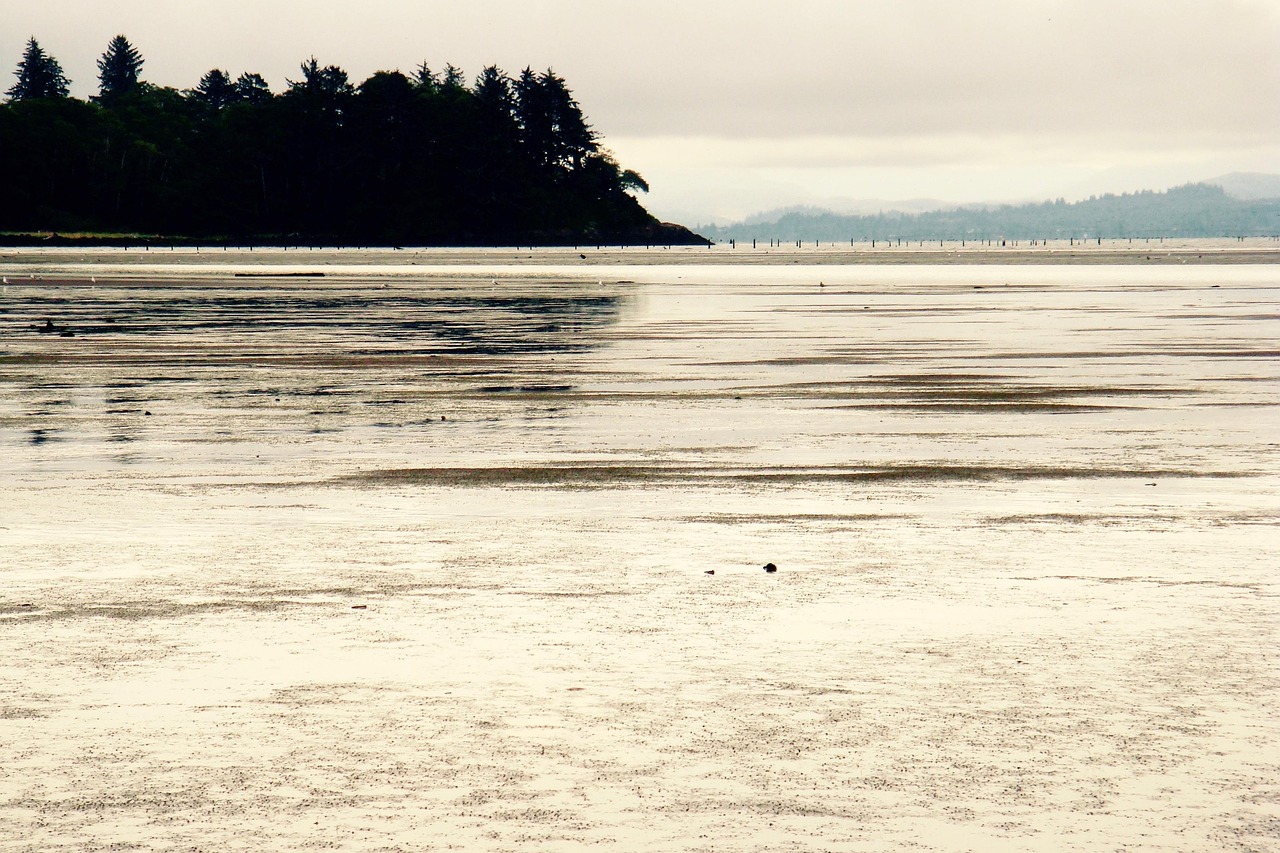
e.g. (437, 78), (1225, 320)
(0, 36), (706, 246)
(704, 183), (1280, 243)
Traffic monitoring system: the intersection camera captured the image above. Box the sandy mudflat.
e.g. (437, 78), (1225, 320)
(2, 236), (1279, 270)
(0, 249), (1277, 851)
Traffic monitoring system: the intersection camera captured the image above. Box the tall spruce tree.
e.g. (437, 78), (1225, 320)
(515, 67), (555, 170)
(540, 69), (596, 171)
(441, 63), (466, 91)
(474, 66), (515, 116)
(96, 35), (144, 104)
(6, 37), (70, 101)
(473, 66), (519, 162)
(190, 68), (238, 110)
(413, 62), (439, 93)
(515, 68), (596, 172)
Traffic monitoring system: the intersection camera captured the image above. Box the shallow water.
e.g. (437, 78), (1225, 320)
(1, 258), (1277, 851)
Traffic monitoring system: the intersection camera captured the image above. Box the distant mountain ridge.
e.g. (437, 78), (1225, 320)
(1205, 172), (1280, 201)
(702, 181), (1280, 242)
(736, 198), (964, 225)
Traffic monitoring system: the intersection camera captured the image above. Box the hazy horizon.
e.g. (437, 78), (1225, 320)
(4, 0), (1278, 225)
(694, 171), (1280, 228)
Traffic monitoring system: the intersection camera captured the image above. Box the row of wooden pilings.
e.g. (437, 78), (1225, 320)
(720, 235), (1276, 248)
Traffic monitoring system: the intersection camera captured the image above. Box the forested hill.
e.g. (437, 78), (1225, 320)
(0, 37), (706, 246)
(704, 183), (1280, 243)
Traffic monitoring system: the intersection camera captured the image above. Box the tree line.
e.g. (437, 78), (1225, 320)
(0, 36), (702, 245)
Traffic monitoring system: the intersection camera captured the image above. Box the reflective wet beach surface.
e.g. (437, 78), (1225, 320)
(1, 256), (1277, 851)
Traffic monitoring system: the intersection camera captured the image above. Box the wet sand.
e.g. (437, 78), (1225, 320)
(1, 249), (1277, 851)
(2, 236), (1279, 270)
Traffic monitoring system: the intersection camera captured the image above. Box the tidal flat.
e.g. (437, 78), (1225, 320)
(1, 246), (1277, 851)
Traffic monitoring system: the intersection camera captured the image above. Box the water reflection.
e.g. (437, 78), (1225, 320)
(28, 428), (57, 445)
(7, 286), (627, 356)
(1, 277), (629, 461)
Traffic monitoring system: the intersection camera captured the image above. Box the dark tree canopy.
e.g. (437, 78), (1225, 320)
(288, 57), (354, 100)
(234, 72), (272, 105)
(0, 48), (704, 246)
(96, 34), (144, 104)
(413, 62), (439, 93)
(541, 70), (597, 170)
(621, 169), (650, 194)
(7, 37), (70, 101)
(190, 68), (237, 111)
(515, 68), (555, 170)
(474, 66), (515, 113)
(442, 63), (466, 91)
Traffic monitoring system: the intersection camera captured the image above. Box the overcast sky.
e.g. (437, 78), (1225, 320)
(4, 0), (1278, 223)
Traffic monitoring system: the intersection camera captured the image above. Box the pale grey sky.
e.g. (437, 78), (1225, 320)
(4, 0), (1278, 223)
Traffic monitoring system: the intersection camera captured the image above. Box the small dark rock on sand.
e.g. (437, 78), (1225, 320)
(763, 563), (778, 573)
(704, 570), (715, 575)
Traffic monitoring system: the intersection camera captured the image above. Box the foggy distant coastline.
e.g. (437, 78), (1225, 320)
(704, 181), (1280, 243)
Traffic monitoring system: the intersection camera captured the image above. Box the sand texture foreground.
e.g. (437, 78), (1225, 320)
(1, 249), (1277, 851)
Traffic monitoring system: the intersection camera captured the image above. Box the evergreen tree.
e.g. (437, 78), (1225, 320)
(473, 66), (515, 116)
(472, 66), (520, 164)
(96, 35), (144, 104)
(515, 67), (555, 170)
(354, 70), (418, 133)
(540, 69), (596, 171)
(468, 67), (523, 230)
(288, 57), (352, 97)
(620, 169), (649, 194)
(515, 68), (597, 173)
(234, 73), (272, 105)
(6, 37), (70, 101)
(287, 57), (354, 116)
(349, 70), (423, 236)
(190, 68), (237, 110)
(441, 63), (466, 91)
(413, 62), (439, 94)
(281, 58), (357, 233)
